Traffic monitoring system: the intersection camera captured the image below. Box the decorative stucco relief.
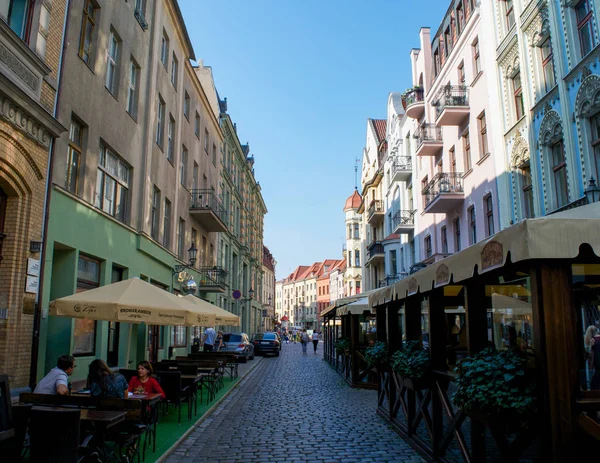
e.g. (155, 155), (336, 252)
(510, 136), (531, 221)
(0, 97), (51, 148)
(574, 73), (600, 185)
(538, 109), (570, 210)
(0, 41), (40, 93)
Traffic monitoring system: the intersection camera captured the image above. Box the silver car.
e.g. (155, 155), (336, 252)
(219, 332), (254, 361)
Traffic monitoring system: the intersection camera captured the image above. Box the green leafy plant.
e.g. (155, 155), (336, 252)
(391, 341), (431, 380)
(334, 337), (350, 354)
(364, 341), (388, 366)
(452, 348), (537, 417)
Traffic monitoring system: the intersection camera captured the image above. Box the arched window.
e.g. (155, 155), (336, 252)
(511, 137), (534, 220)
(539, 109), (569, 210)
(575, 74), (600, 184)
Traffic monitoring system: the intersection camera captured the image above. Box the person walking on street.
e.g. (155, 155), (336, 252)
(300, 328), (309, 354)
(312, 331), (319, 353)
(202, 326), (217, 352)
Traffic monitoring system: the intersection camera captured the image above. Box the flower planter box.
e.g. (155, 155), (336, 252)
(394, 372), (433, 391)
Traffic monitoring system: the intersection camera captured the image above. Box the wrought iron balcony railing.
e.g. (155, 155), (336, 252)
(392, 156), (412, 174)
(197, 266), (228, 290)
(414, 124), (442, 149)
(367, 241), (384, 259)
(422, 172), (464, 208)
(190, 189), (228, 226)
(404, 87), (424, 107)
(378, 272), (408, 288)
(367, 200), (384, 220)
(434, 85), (468, 117)
(392, 210), (416, 229)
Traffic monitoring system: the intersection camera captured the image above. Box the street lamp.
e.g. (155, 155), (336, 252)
(585, 176), (600, 204)
(171, 243), (198, 295)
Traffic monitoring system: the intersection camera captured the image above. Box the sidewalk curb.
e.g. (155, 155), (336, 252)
(155, 357), (264, 463)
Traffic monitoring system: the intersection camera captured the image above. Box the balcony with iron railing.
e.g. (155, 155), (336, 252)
(391, 156), (412, 183)
(189, 189), (228, 232)
(367, 200), (384, 225)
(434, 85), (469, 126)
(378, 272), (409, 288)
(366, 241), (385, 266)
(403, 87), (425, 119)
(197, 266), (228, 293)
(414, 124), (443, 157)
(392, 210), (416, 234)
(422, 172), (465, 213)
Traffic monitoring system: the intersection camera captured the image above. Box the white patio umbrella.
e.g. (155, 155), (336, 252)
(49, 277), (217, 365)
(182, 295), (241, 326)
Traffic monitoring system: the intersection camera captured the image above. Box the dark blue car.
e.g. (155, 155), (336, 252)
(252, 332), (281, 356)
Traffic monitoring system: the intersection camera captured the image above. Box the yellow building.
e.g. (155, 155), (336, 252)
(0, 2), (66, 390)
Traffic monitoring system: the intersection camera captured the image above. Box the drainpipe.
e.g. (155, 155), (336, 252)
(29, 0), (71, 390)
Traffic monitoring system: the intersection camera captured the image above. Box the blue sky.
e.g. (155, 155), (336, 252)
(179, 0), (450, 279)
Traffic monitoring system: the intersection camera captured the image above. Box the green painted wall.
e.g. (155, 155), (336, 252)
(37, 189), (200, 383)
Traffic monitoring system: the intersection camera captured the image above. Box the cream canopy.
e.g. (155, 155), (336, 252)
(182, 295), (240, 326)
(370, 202), (600, 307)
(49, 277), (217, 326)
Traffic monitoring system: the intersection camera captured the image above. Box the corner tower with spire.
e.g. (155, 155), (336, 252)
(343, 189), (363, 296)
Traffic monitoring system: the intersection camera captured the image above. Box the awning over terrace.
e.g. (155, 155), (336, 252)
(369, 202), (600, 307)
(322, 290), (379, 318)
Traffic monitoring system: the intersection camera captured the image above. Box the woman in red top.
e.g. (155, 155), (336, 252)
(128, 361), (166, 399)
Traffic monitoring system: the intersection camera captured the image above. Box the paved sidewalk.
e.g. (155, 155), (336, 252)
(165, 343), (422, 463)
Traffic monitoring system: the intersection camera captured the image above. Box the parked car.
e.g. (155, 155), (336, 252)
(219, 332), (254, 361)
(252, 332), (281, 357)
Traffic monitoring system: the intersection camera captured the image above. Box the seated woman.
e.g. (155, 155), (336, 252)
(88, 359), (128, 398)
(128, 360), (166, 399)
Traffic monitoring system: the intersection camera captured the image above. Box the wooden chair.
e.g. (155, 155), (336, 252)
(98, 398), (146, 463)
(0, 403), (31, 462)
(155, 371), (193, 424)
(29, 408), (97, 463)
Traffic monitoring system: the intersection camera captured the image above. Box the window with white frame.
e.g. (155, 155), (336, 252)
(163, 198), (171, 248)
(126, 58), (140, 118)
(454, 217), (461, 252)
(184, 91), (190, 120)
(458, 61), (465, 84)
(441, 226), (448, 254)
(478, 112), (488, 158)
(551, 140), (569, 208)
(79, 0), (97, 65)
(484, 194), (494, 236)
(425, 235), (432, 258)
(472, 37), (481, 75)
(177, 218), (185, 259)
(167, 115), (175, 163)
(355, 250), (360, 267)
(95, 145), (130, 223)
(171, 53), (178, 88)
(590, 113), (600, 181)
(66, 119), (84, 195)
(463, 130), (471, 171)
(519, 159), (534, 218)
(36, 3), (51, 58)
(151, 186), (160, 239)
(540, 38), (556, 93)
(512, 72), (525, 120)
(180, 145), (187, 186)
(575, 0), (596, 57)
(156, 94), (165, 148)
(468, 206), (476, 245)
(105, 31), (120, 95)
(161, 29), (169, 68)
(504, 0), (515, 31)
(195, 112), (201, 137)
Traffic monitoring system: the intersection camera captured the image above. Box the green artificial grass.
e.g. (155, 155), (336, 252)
(144, 376), (239, 463)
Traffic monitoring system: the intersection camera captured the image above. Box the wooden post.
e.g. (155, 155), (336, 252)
(405, 295), (421, 342)
(530, 262), (577, 462)
(428, 289), (445, 457)
(464, 276), (488, 461)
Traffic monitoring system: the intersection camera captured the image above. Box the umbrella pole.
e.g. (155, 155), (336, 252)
(126, 323), (132, 368)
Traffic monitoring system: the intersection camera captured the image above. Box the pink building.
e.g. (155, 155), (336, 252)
(406, 1), (499, 263)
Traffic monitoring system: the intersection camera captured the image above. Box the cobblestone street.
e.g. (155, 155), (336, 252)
(166, 343), (422, 463)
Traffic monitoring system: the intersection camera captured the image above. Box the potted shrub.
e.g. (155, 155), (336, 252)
(365, 341), (389, 370)
(391, 340), (431, 390)
(334, 337), (350, 355)
(452, 347), (537, 431)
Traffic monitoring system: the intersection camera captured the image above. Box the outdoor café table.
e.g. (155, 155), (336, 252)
(181, 372), (214, 404)
(127, 392), (162, 457)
